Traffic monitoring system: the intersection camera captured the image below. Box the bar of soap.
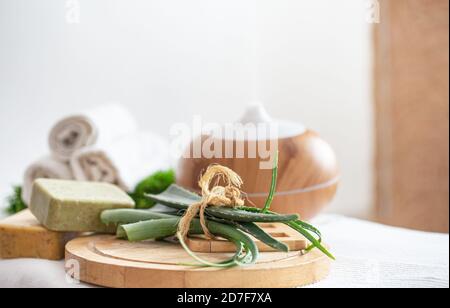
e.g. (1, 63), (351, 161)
(30, 179), (135, 233)
(0, 210), (77, 260)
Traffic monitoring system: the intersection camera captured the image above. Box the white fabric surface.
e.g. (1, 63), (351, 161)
(0, 214), (448, 288)
(308, 215), (449, 288)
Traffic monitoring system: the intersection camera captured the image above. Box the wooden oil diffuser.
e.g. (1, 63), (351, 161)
(177, 105), (339, 220)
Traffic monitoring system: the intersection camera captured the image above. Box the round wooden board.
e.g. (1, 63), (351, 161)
(65, 235), (331, 288)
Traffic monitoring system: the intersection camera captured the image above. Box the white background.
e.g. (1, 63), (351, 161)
(0, 0), (372, 218)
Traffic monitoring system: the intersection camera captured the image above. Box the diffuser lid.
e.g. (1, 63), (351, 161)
(223, 103), (306, 140)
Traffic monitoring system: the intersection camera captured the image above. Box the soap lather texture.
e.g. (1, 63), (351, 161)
(30, 179), (135, 233)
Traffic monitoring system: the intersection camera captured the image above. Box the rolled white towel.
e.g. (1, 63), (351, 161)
(70, 132), (171, 192)
(22, 156), (74, 205)
(48, 104), (138, 162)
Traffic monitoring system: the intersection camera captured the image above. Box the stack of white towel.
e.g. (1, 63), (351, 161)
(22, 104), (171, 205)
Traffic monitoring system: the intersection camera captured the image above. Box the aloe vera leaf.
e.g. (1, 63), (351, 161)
(177, 219), (259, 267)
(237, 206), (334, 258)
(262, 150), (278, 213)
(204, 220), (259, 265)
(117, 216), (259, 265)
(237, 205), (265, 212)
(235, 222), (289, 252)
(240, 207), (323, 243)
(180, 240), (245, 267)
(163, 211), (289, 253)
(292, 220), (322, 241)
(238, 206), (323, 243)
(118, 217), (258, 268)
(113, 213), (256, 268)
(116, 225), (127, 239)
(118, 218), (180, 242)
(240, 205), (324, 243)
(206, 207), (298, 223)
(101, 209), (176, 226)
(146, 184), (298, 222)
(191, 212), (289, 252)
(104, 209), (254, 258)
(177, 232), (254, 268)
(286, 221), (335, 260)
(145, 184), (200, 210)
(116, 217), (243, 268)
(288, 220), (322, 252)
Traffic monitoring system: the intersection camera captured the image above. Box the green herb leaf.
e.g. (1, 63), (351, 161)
(130, 169), (175, 209)
(5, 186), (27, 215)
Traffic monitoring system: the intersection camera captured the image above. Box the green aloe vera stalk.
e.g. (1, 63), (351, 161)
(238, 205), (333, 259)
(118, 218), (180, 242)
(286, 221), (335, 260)
(145, 184), (198, 210)
(103, 208), (289, 253)
(146, 184), (298, 222)
(234, 222), (289, 252)
(262, 151), (278, 213)
(101, 209), (175, 225)
(117, 216), (259, 267)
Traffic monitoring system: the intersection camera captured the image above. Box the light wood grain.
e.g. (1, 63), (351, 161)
(186, 223), (308, 253)
(374, 0), (449, 232)
(65, 235), (331, 288)
(177, 130), (339, 220)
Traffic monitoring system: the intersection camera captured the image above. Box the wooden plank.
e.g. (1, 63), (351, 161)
(374, 0), (449, 232)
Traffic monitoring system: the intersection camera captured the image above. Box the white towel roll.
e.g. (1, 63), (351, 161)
(70, 132), (171, 191)
(22, 156), (74, 205)
(48, 104), (138, 162)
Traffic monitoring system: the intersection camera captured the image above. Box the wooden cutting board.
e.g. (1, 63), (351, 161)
(186, 223), (308, 253)
(65, 235), (331, 288)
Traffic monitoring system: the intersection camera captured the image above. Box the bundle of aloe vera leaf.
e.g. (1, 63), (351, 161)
(101, 158), (334, 268)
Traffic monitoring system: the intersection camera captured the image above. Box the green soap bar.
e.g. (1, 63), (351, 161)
(29, 179), (135, 233)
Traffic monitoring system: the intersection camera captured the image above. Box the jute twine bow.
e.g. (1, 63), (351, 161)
(178, 165), (245, 239)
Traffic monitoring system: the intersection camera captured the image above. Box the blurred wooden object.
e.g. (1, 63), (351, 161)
(374, 0), (449, 232)
(177, 131), (339, 221)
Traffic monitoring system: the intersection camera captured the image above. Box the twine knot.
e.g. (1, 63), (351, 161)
(178, 165), (245, 239)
